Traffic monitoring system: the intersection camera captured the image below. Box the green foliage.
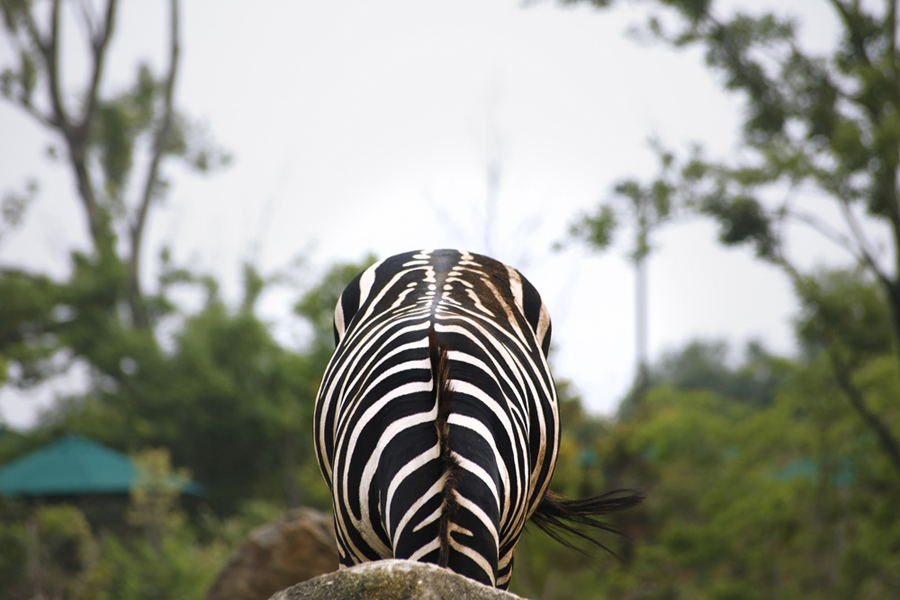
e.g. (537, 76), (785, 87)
(795, 268), (893, 364)
(702, 195), (777, 258)
(0, 501), (231, 600)
(0, 0), (230, 334)
(647, 339), (788, 408)
(294, 254), (378, 361)
(86, 56), (232, 219)
(0, 2), (340, 597)
(0, 502), (27, 599)
(128, 448), (188, 552)
(564, 0), (900, 271)
(562, 0), (900, 483)
(567, 140), (675, 262)
(568, 204), (617, 250)
(0, 268), (64, 387)
(10, 255), (375, 517)
(0, 178), (37, 234)
(6, 505), (106, 600)
(0, 253), (377, 598)
(512, 340), (900, 598)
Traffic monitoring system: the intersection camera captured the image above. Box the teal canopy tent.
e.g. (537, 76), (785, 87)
(0, 435), (202, 497)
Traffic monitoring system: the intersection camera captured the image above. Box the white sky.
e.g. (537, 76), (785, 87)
(0, 0), (881, 428)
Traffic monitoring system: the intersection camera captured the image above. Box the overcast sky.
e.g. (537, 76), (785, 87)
(0, 0), (876, 428)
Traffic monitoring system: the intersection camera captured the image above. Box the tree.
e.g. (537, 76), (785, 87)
(562, 0), (900, 478)
(0, 0), (343, 516)
(0, 0), (228, 390)
(127, 448), (187, 553)
(293, 254), (377, 367)
(32, 257), (375, 515)
(507, 319), (900, 599)
(567, 141), (676, 409)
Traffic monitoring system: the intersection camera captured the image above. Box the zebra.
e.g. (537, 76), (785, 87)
(314, 249), (641, 589)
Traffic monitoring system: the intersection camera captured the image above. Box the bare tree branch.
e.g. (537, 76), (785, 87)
(128, 0), (180, 329)
(835, 196), (892, 282)
(829, 0), (873, 67)
(3, 1), (107, 245)
(43, 0), (69, 132)
(75, 0), (96, 41)
(79, 0), (117, 133)
(887, 0), (897, 64)
(1, 29), (53, 126)
(785, 209), (862, 257)
(17, 99), (53, 127)
(22, 0), (106, 246)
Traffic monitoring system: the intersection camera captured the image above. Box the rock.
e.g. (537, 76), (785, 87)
(268, 559), (526, 600)
(206, 507), (340, 600)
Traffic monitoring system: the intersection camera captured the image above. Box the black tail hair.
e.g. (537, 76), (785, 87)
(428, 326), (462, 567)
(530, 488), (644, 557)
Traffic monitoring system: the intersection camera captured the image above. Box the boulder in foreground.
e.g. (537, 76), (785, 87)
(206, 507), (339, 600)
(269, 559), (525, 600)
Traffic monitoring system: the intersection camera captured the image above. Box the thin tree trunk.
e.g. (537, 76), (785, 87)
(127, 0), (180, 330)
(633, 253), (650, 406)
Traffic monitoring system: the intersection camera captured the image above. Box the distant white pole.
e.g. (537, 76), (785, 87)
(635, 252), (649, 393)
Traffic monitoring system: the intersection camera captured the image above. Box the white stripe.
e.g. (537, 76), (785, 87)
(408, 538), (441, 562)
(334, 298), (346, 341)
(449, 537), (496, 587)
(455, 490), (499, 551)
(385, 444), (440, 534)
(445, 413), (513, 519)
(451, 452), (500, 515)
(358, 261), (380, 307)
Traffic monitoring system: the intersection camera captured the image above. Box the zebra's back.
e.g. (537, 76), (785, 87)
(314, 249), (559, 588)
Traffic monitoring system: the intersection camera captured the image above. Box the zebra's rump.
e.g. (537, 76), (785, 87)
(314, 249), (559, 588)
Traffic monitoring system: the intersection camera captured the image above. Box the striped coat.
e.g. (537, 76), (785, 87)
(315, 249), (636, 588)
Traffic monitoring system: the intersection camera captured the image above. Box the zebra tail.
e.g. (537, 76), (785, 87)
(428, 326), (462, 567)
(530, 488), (644, 557)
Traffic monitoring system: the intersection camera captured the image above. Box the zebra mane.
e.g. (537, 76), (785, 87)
(530, 488), (644, 558)
(428, 326), (463, 568)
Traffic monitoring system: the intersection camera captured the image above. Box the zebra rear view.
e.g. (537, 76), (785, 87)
(314, 249), (641, 589)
